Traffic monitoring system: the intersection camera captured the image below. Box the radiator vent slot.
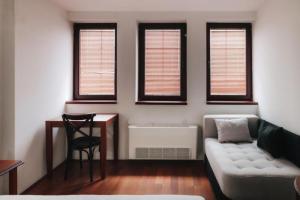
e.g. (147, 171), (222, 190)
(136, 148), (191, 160)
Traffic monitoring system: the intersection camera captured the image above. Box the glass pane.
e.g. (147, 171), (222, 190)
(79, 29), (115, 95)
(145, 29), (181, 96)
(210, 29), (247, 95)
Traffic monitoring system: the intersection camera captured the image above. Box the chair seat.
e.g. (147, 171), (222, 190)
(71, 136), (100, 149)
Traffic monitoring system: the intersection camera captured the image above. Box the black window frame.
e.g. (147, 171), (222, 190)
(73, 23), (117, 101)
(138, 23), (187, 103)
(207, 23), (253, 102)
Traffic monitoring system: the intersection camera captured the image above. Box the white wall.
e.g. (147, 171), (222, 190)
(14, 0), (73, 193)
(0, 0), (4, 194)
(1, 0), (15, 161)
(0, 0), (15, 194)
(67, 11), (259, 160)
(254, 0), (300, 135)
(0, 0), (3, 156)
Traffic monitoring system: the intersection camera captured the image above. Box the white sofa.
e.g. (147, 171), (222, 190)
(203, 114), (300, 200)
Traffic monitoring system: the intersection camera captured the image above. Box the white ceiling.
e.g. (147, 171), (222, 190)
(50, 0), (266, 12)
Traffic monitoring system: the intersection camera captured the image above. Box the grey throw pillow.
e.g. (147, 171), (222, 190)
(215, 118), (252, 143)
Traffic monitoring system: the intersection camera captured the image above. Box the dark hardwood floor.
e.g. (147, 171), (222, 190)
(23, 160), (215, 200)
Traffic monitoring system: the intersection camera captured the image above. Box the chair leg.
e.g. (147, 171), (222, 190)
(79, 150), (83, 169)
(65, 146), (72, 180)
(88, 147), (93, 182)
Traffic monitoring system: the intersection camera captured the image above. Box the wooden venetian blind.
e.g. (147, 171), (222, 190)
(210, 29), (247, 95)
(79, 29), (115, 95)
(144, 29), (181, 96)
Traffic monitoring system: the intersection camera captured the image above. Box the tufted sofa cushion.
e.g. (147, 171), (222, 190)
(205, 138), (300, 200)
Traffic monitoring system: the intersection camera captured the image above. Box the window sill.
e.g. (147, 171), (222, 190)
(66, 100), (117, 104)
(206, 101), (258, 105)
(135, 101), (187, 105)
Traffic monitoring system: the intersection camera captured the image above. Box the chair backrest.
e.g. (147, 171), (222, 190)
(62, 113), (96, 143)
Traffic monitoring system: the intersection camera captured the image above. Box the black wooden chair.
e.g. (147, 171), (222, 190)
(62, 113), (100, 182)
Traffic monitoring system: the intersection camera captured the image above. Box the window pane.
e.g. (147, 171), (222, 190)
(210, 29), (246, 95)
(145, 29), (181, 96)
(79, 29), (115, 95)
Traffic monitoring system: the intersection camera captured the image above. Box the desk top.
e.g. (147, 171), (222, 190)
(48, 113), (118, 122)
(0, 160), (24, 176)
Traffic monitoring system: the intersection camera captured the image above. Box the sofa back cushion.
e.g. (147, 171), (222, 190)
(257, 119), (283, 158)
(257, 119), (300, 167)
(203, 114), (259, 140)
(282, 129), (300, 167)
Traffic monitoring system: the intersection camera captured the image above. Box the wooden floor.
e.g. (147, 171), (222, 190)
(23, 160), (215, 200)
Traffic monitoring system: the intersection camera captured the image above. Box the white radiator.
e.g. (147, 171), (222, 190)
(129, 124), (198, 160)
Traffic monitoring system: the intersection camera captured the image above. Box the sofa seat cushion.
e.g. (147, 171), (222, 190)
(205, 138), (300, 200)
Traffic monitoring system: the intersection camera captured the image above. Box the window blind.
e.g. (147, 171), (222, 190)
(210, 29), (247, 95)
(144, 29), (181, 96)
(79, 29), (115, 95)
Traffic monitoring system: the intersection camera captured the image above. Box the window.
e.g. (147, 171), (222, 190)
(207, 23), (252, 102)
(138, 23), (187, 103)
(74, 23), (117, 100)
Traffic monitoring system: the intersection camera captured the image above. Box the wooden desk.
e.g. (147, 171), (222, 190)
(0, 160), (24, 194)
(46, 113), (119, 179)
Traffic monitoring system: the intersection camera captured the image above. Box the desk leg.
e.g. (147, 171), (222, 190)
(46, 121), (53, 178)
(100, 124), (107, 179)
(9, 168), (17, 194)
(113, 115), (119, 161)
